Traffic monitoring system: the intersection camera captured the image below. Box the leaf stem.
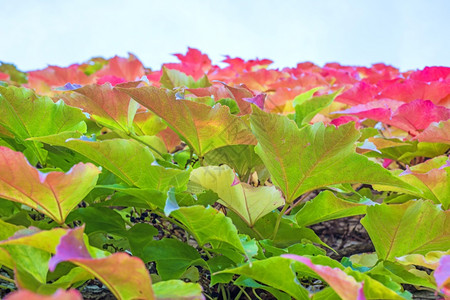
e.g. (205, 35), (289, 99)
(0, 273), (14, 283)
(250, 226), (265, 240)
(272, 203), (289, 240)
(128, 132), (165, 158)
(284, 191), (312, 215)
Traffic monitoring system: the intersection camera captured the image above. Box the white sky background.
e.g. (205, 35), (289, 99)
(1, 0), (449, 72)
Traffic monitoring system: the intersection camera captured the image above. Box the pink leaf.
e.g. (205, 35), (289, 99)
(4, 289), (82, 300)
(408, 67), (450, 82)
(282, 254), (365, 300)
(96, 75), (126, 86)
(243, 94), (266, 110)
(49, 226), (155, 299)
(434, 255), (450, 297)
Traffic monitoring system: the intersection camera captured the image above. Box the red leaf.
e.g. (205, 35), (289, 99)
(95, 54), (145, 82)
(336, 82), (380, 105)
(377, 79), (450, 106)
(408, 66), (450, 82)
(335, 99), (450, 136)
(27, 65), (93, 93)
(0, 72), (9, 81)
(164, 48), (212, 80)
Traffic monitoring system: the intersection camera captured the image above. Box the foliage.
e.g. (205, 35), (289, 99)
(0, 49), (449, 299)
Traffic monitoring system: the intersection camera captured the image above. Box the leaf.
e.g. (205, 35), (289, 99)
(0, 62), (28, 84)
(398, 155), (449, 209)
(369, 261), (435, 289)
(0, 147), (100, 224)
(171, 205), (245, 255)
(334, 99), (450, 136)
(4, 244), (51, 284)
(126, 223), (159, 258)
(250, 106), (416, 203)
(4, 289), (83, 300)
(160, 67), (211, 89)
(216, 257), (309, 299)
(0, 227), (70, 288)
(435, 255), (450, 297)
(95, 54), (145, 82)
(59, 82), (140, 133)
(204, 145), (264, 180)
(142, 238), (205, 280)
(152, 280), (204, 300)
(295, 191), (370, 227)
(415, 120), (450, 144)
(66, 207), (126, 236)
(49, 226), (154, 300)
(190, 165), (284, 226)
(0, 219), (23, 240)
(360, 200), (450, 261)
(230, 211), (328, 249)
(282, 255), (365, 300)
(0, 227), (67, 254)
(33, 134), (189, 191)
(234, 276), (291, 300)
(396, 250), (450, 269)
(294, 90), (340, 127)
(117, 86), (256, 156)
(0, 86), (87, 164)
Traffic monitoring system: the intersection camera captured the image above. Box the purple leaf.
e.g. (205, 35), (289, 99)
(49, 226), (91, 272)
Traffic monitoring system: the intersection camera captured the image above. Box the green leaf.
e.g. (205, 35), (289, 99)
(160, 67), (211, 89)
(117, 86), (256, 157)
(0, 147), (100, 224)
(126, 223), (159, 259)
(0, 219), (23, 240)
(204, 145), (264, 181)
(0, 62), (28, 83)
(171, 205), (245, 255)
(294, 90), (340, 127)
(190, 165), (284, 226)
(217, 98), (240, 114)
(361, 200), (450, 260)
(396, 250), (450, 269)
(398, 156), (449, 209)
(216, 257), (309, 299)
(33, 134), (189, 191)
(152, 280), (204, 300)
(66, 207), (126, 236)
(369, 261), (435, 289)
(0, 227), (67, 254)
(229, 210), (328, 248)
(142, 238), (205, 280)
(3, 245), (50, 284)
(250, 106), (417, 203)
(234, 276), (291, 300)
(0, 86), (87, 164)
(295, 191), (370, 227)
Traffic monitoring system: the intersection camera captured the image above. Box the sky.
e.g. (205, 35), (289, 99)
(1, 0), (449, 72)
